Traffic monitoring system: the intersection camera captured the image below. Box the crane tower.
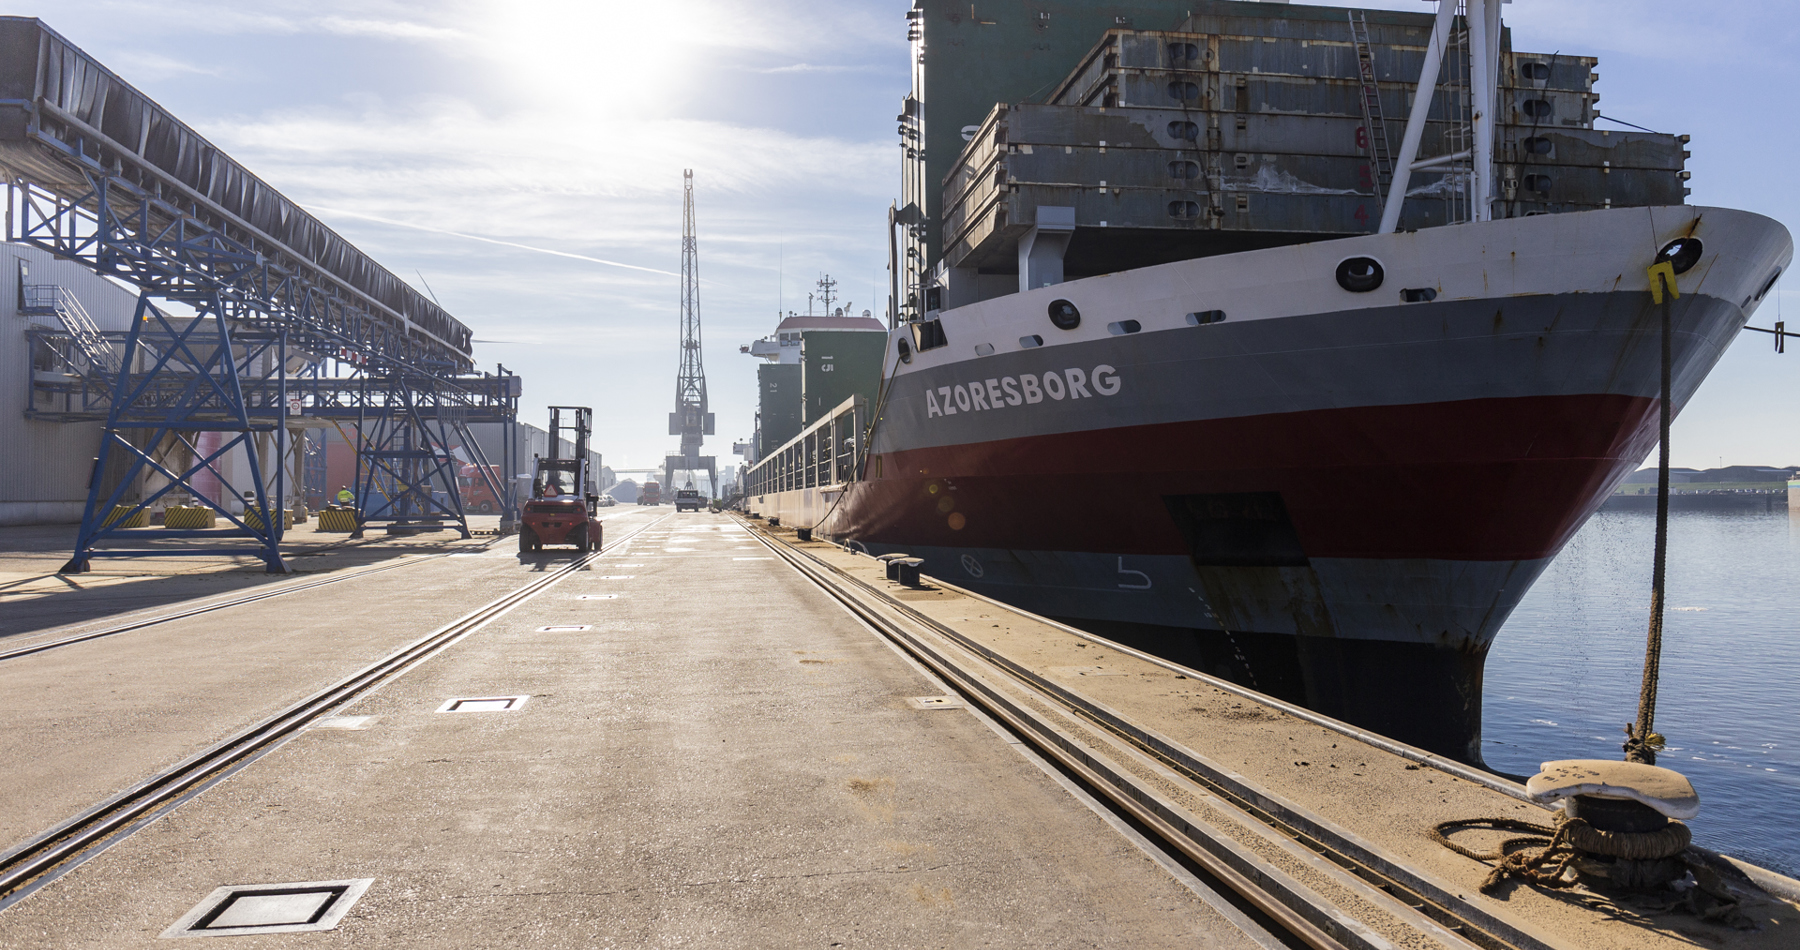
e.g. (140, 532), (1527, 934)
(666, 169), (716, 495)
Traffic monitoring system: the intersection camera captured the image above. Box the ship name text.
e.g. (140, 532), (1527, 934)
(925, 365), (1120, 418)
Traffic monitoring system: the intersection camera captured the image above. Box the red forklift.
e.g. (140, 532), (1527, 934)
(520, 407), (603, 555)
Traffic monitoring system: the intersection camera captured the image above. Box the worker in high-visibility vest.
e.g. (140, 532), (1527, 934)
(336, 486), (355, 506)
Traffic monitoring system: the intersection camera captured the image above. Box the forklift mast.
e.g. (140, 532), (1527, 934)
(545, 406), (595, 497)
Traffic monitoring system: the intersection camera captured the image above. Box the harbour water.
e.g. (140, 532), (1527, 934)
(1484, 506), (1800, 876)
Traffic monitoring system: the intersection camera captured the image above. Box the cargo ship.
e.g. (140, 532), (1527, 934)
(743, 0), (1792, 764)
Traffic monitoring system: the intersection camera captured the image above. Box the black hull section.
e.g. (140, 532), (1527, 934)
(1061, 617), (1489, 766)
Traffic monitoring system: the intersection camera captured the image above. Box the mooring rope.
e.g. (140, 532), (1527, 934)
(1625, 267), (1676, 764)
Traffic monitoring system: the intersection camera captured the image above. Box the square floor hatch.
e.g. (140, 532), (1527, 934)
(907, 696), (965, 710)
(436, 695), (530, 713)
(161, 879), (373, 938)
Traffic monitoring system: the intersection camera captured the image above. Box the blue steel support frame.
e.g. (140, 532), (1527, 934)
(11, 173), (514, 569)
(62, 293), (289, 572)
(349, 374), (470, 539)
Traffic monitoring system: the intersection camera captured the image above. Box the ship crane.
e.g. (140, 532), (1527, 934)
(666, 170), (716, 496)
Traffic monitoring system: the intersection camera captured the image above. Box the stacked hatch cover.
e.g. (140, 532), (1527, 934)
(936, 6), (1690, 301)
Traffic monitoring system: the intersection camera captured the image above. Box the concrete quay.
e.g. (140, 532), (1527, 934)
(0, 511), (1273, 948)
(1, 509), (1796, 948)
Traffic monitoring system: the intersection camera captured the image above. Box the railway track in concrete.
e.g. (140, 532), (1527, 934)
(746, 520), (1548, 950)
(0, 512), (671, 913)
(0, 550), (469, 664)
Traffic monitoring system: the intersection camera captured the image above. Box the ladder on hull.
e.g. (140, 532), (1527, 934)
(1348, 10), (1395, 214)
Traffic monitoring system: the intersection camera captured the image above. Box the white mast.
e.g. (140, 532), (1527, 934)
(1381, 1), (1503, 232)
(1380, 1), (1457, 232)
(1467, 0), (1494, 222)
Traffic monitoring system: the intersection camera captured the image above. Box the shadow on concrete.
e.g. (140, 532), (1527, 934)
(0, 521), (501, 642)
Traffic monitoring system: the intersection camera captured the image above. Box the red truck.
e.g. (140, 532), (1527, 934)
(639, 481), (662, 506)
(458, 463), (504, 514)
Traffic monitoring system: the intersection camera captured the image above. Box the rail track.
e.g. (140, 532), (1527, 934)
(0, 509), (671, 664)
(744, 519), (1547, 950)
(0, 512), (670, 912)
(0, 550), (468, 664)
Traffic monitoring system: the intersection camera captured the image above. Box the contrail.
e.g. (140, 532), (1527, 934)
(311, 206), (680, 278)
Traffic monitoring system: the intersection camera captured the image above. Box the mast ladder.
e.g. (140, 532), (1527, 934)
(1348, 10), (1395, 213)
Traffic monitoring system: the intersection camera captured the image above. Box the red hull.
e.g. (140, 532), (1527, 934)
(847, 392), (1657, 562)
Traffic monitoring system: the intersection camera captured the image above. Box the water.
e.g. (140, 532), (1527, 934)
(1484, 507), (1800, 877)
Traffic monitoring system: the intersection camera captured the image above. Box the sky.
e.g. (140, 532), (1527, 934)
(21, 0), (1800, 473)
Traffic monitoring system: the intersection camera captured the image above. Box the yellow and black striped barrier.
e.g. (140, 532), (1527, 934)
(316, 508), (359, 532)
(244, 507), (295, 531)
(162, 506), (216, 529)
(101, 505), (146, 529)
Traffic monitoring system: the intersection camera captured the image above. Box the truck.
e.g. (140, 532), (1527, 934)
(639, 481), (662, 506)
(458, 463), (504, 514)
(520, 407), (603, 555)
(674, 488), (703, 512)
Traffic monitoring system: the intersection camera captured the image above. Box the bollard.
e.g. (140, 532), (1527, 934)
(894, 558), (924, 587)
(797, 527), (812, 542)
(876, 553), (910, 581)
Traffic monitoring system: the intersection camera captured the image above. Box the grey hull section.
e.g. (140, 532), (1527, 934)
(875, 289), (1743, 456)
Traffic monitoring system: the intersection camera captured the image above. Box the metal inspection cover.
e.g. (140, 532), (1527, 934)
(160, 879), (373, 938)
(436, 695), (531, 713)
(907, 696), (965, 710)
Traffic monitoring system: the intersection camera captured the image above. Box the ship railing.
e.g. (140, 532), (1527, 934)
(742, 395), (867, 499)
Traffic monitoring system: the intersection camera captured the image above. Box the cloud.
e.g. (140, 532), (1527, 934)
(306, 206), (681, 278)
(110, 51), (226, 79)
(315, 16), (467, 42)
(754, 63), (880, 75)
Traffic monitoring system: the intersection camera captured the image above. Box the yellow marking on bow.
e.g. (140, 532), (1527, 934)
(1647, 260), (1680, 304)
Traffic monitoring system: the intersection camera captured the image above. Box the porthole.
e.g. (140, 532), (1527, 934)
(1168, 200), (1201, 219)
(1656, 238), (1703, 275)
(1519, 62), (1551, 81)
(1168, 160), (1201, 179)
(896, 337), (912, 364)
(1168, 120), (1199, 141)
(1401, 287), (1438, 303)
(1335, 257), (1384, 293)
(1107, 320), (1141, 335)
(1186, 310), (1226, 325)
(1521, 136), (1553, 155)
(1167, 42), (1200, 65)
(974, 342), (994, 356)
(1521, 99), (1554, 119)
(1048, 299), (1081, 330)
(1522, 174), (1552, 194)
(1167, 81), (1200, 101)
(1019, 334), (1044, 348)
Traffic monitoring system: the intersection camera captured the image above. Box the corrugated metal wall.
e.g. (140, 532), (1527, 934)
(0, 241), (141, 525)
